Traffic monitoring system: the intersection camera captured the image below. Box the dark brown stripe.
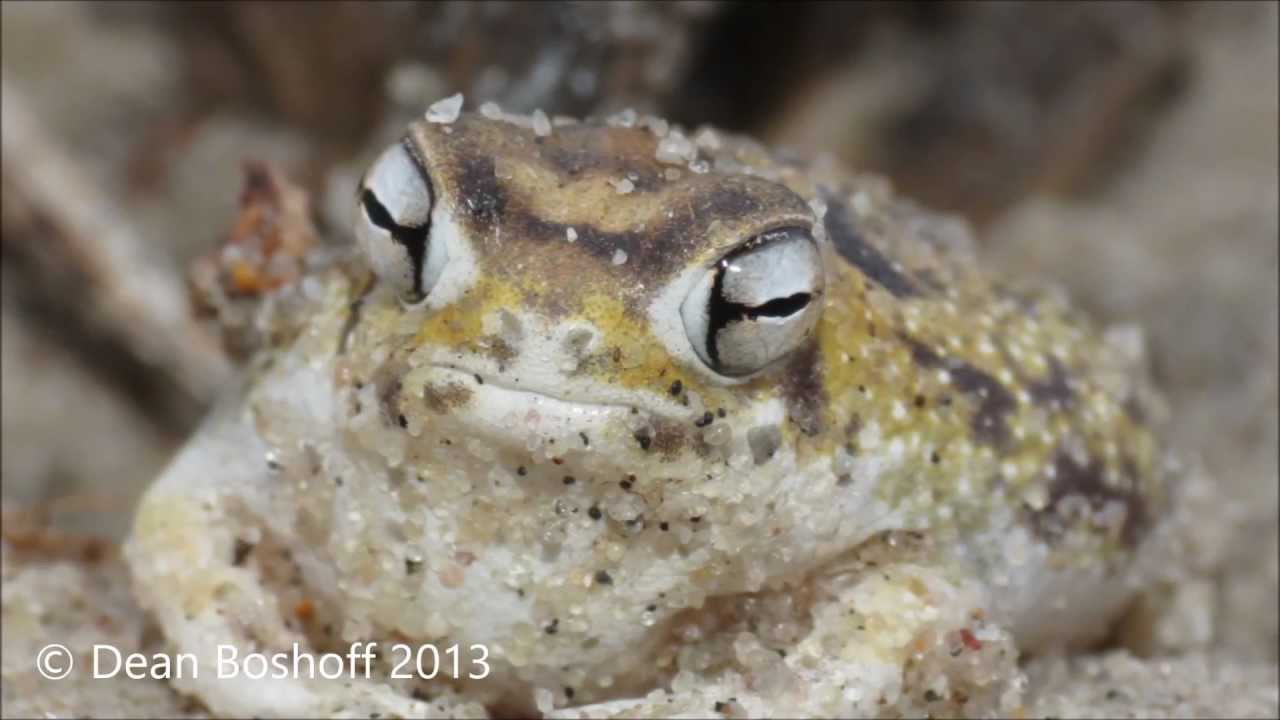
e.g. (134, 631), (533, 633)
(821, 189), (919, 298)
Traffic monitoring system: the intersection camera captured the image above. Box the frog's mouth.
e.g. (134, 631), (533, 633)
(420, 364), (649, 442)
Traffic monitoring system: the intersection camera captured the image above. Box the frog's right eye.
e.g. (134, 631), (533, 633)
(680, 227), (824, 377)
(355, 141), (448, 301)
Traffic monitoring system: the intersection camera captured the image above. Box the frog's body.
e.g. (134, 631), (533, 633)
(126, 108), (1168, 718)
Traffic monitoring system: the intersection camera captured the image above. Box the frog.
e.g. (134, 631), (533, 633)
(125, 103), (1170, 718)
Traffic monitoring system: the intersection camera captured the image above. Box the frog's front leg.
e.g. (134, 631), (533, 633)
(552, 560), (1024, 719)
(124, 392), (483, 719)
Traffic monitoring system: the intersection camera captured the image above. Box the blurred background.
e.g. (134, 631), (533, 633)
(1, 0), (1276, 665)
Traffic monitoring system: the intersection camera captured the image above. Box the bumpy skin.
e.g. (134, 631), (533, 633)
(126, 111), (1168, 718)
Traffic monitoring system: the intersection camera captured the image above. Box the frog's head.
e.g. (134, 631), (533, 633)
(350, 114), (830, 477)
(334, 114), (859, 679)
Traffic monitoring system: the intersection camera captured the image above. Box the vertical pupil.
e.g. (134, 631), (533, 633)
(705, 264), (733, 367)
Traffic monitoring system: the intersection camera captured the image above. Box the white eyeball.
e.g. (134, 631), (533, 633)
(355, 140), (449, 300)
(680, 228), (824, 377)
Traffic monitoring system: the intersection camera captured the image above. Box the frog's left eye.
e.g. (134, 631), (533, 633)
(355, 140), (448, 301)
(680, 227), (824, 377)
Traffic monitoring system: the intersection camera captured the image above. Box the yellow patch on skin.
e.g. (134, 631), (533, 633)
(573, 290), (703, 397)
(413, 276), (525, 351)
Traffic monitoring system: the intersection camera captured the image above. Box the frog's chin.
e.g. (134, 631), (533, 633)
(420, 365), (641, 446)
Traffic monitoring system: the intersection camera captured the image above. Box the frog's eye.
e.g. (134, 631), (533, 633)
(355, 140), (448, 300)
(680, 228), (824, 377)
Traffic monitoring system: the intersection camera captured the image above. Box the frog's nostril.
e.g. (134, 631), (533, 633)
(564, 328), (595, 358)
(559, 328), (597, 374)
(497, 310), (524, 344)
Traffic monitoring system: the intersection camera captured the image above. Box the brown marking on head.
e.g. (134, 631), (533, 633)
(780, 341), (827, 437)
(422, 382), (475, 414)
(649, 419), (688, 460)
(535, 126), (665, 192)
(489, 175), (799, 297)
(406, 115), (815, 317)
(820, 189), (921, 298)
(452, 153), (507, 232)
(479, 335), (518, 368)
